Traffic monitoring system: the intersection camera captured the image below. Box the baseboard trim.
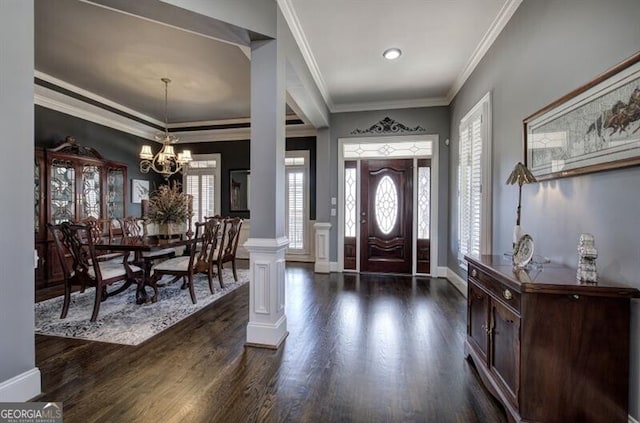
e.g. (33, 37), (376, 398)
(446, 267), (467, 297)
(0, 367), (41, 402)
(435, 266), (448, 278)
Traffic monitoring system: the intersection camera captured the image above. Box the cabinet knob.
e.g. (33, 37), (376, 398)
(503, 289), (513, 300)
(471, 269), (477, 278)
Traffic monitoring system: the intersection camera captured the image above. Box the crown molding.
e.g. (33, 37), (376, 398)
(35, 84), (157, 141)
(35, 77), (315, 142)
(174, 123), (316, 143)
(168, 114), (301, 129)
(35, 71), (164, 127)
(446, 0), (523, 103)
(332, 97), (449, 113)
(277, 0), (334, 110)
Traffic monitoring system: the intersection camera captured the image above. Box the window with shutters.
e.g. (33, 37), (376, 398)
(458, 92), (492, 268)
(183, 154), (221, 233)
(285, 151), (309, 254)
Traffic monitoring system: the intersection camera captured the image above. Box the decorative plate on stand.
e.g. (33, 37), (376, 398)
(513, 234), (535, 268)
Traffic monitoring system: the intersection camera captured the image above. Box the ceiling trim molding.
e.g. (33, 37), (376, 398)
(35, 80), (315, 143)
(169, 114), (301, 129)
(35, 84), (156, 141)
(446, 0), (523, 103)
(332, 97), (449, 113)
(35, 71), (164, 127)
(174, 123), (317, 143)
(277, 0), (334, 110)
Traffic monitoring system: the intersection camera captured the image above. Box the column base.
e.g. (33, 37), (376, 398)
(244, 237), (289, 349)
(246, 315), (289, 349)
(314, 222), (332, 273)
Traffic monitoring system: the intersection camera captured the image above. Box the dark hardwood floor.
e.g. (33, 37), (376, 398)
(35, 263), (507, 422)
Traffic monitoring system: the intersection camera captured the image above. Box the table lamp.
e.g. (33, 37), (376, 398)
(506, 162), (537, 248)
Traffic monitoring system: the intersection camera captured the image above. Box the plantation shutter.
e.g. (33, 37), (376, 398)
(184, 158), (218, 232)
(458, 112), (484, 264)
(286, 169), (305, 250)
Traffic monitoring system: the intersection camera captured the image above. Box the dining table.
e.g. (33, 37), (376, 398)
(94, 235), (194, 304)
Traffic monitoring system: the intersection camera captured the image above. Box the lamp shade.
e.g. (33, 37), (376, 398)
(506, 162), (537, 186)
(162, 144), (176, 158)
(178, 150), (192, 163)
(139, 145), (153, 160)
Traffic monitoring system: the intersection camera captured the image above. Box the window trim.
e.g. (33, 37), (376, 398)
(457, 92), (492, 268)
(182, 153), (221, 222)
(285, 150), (310, 255)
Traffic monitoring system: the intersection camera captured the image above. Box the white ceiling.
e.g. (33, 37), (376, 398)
(35, 0), (521, 126)
(281, 0), (520, 112)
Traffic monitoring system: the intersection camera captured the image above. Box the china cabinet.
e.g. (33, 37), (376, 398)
(35, 139), (127, 291)
(465, 255), (639, 422)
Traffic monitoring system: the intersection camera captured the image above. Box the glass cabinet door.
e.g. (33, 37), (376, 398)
(106, 167), (125, 219)
(80, 164), (101, 220)
(50, 161), (76, 224)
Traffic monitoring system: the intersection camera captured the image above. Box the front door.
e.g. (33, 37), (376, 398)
(360, 159), (413, 273)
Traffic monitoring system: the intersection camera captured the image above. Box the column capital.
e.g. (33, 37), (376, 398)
(244, 237), (289, 254)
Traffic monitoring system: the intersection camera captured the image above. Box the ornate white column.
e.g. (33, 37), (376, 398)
(314, 222), (331, 273)
(245, 238), (288, 348)
(245, 14), (288, 348)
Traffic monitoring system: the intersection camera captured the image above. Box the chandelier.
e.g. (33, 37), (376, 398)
(139, 77), (192, 179)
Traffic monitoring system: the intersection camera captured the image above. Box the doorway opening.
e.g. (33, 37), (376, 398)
(338, 135), (439, 275)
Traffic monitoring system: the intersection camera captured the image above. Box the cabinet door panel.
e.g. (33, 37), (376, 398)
(79, 164), (102, 220)
(106, 166), (126, 219)
(490, 300), (520, 406)
(468, 282), (489, 362)
(50, 161), (76, 224)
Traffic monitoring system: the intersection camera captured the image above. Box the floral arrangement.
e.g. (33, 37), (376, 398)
(147, 181), (192, 224)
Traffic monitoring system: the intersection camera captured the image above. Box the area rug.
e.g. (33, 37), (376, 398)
(35, 268), (249, 346)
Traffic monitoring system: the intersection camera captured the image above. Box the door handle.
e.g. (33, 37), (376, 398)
(361, 219), (367, 224)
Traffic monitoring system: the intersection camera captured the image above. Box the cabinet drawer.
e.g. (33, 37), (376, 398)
(469, 265), (521, 313)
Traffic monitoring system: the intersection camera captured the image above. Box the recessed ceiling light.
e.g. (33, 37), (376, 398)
(383, 48), (402, 60)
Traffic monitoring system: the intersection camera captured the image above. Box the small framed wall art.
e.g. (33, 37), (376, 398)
(131, 179), (149, 203)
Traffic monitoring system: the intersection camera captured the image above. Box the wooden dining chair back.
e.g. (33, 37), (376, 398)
(78, 216), (124, 262)
(150, 219), (221, 304)
(213, 217), (243, 288)
(119, 216), (143, 238)
(47, 222), (142, 321)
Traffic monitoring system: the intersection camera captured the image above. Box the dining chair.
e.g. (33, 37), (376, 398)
(79, 216), (124, 263)
(47, 222), (143, 322)
(149, 219), (221, 304)
(212, 217), (243, 288)
(118, 216), (177, 271)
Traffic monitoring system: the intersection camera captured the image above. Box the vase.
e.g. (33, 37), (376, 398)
(156, 222), (187, 238)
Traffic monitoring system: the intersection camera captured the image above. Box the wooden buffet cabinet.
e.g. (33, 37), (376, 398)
(465, 255), (639, 423)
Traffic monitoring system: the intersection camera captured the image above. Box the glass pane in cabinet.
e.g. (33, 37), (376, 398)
(107, 168), (124, 219)
(50, 162), (75, 224)
(80, 165), (101, 219)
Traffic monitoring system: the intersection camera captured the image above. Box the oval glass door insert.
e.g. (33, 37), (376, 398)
(375, 175), (398, 235)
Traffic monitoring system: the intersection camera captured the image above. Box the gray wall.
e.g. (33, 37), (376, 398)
(448, 0), (640, 415)
(327, 107), (450, 265)
(0, 0), (39, 397)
